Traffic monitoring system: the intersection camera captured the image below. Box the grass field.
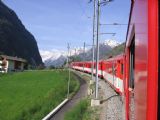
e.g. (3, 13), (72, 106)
(0, 70), (79, 120)
(64, 99), (91, 120)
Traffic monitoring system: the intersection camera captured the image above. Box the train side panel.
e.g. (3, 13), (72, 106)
(125, 1), (148, 119)
(102, 55), (124, 94)
(125, 0), (159, 120)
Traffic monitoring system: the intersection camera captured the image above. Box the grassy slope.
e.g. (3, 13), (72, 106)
(103, 43), (125, 59)
(0, 70), (79, 120)
(64, 99), (89, 120)
(64, 98), (99, 120)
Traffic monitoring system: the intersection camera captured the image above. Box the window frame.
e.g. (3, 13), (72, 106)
(129, 35), (135, 89)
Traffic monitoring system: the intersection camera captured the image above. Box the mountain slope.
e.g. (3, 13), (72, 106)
(0, 1), (43, 65)
(70, 41), (124, 62)
(70, 40), (120, 61)
(40, 40), (122, 67)
(40, 50), (67, 67)
(77, 43), (112, 61)
(103, 43), (125, 59)
(104, 39), (120, 48)
(45, 55), (66, 67)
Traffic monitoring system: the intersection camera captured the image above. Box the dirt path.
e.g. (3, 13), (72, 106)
(49, 73), (88, 120)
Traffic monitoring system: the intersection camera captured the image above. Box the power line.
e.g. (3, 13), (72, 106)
(75, 0), (91, 19)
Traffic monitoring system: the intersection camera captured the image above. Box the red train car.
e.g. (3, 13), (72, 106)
(102, 54), (124, 94)
(124, 0), (159, 120)
(71, 61), (103, 77)
(83, 61), (92, 73)
(71, 1), (159, 119)
(71, 62), (83, 71)
(71, 55), (124, 94)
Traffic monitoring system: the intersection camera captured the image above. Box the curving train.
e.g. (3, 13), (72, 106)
(71, 1), (159, 120)
(71, 54), (124, 94)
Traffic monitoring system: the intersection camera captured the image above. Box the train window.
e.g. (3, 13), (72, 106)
(129, 36), (135, 89)
(121, 63), (124, 74)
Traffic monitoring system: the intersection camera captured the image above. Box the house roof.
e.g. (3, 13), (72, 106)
(0, 55), (27, 63)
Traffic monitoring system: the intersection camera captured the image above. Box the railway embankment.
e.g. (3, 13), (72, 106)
(49, 70), (125, 120)
(98, 79), (125, 120)
(71, 71), (125, 120)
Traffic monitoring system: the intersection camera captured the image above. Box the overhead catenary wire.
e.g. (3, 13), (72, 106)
(100, 4), (130, 42)
(75, 0), (92, 19)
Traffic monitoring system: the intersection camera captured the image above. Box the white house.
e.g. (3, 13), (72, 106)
(0, 55), (27, 73)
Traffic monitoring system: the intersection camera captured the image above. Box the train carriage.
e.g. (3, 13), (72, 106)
(71, 1), (159, 119)
(124, 0), (159, 120)
(71, 55), (124, 94)
(102, 54), (124, 94)
(71, 61), (104, 77)
(83, 61), (92, 73)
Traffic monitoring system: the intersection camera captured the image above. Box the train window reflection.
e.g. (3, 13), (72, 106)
(129, 36), (135, 89)
(121, 63), (124, 74)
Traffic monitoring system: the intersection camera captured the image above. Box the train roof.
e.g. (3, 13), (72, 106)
(71, 54), (124, 64)
(102, 54), (124, 62)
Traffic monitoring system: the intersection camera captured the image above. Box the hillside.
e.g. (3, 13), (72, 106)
(0, 1), (43, 65)
(40, 40), (123, 67)
(103, 43), (125, 59)
(77, 43), (112, 61)
(70, 42), (125, 62)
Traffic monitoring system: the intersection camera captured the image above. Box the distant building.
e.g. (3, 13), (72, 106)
(0, 55), (27, 73)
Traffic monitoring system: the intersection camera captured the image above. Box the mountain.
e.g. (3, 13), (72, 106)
(40, 39), (121, 67)
(40, 47), (87, 67)
(40, 50), (67, 62)
(0, 1), (43, 65)
(40, 43), (111, 67)
(71, 39), (120, 61)
(103, 42), (125, 59)
(45, 55), (66, 67)
(76, 43), (112, 61)
(104, 39), (120, 48)
(40, 50), (67, 67)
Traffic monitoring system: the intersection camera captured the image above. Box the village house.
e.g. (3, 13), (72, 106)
(0, 55), (27, 73)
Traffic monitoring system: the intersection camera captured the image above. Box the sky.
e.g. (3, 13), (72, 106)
(3, 0), (131, 51)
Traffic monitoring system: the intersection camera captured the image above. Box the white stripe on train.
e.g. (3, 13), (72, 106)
(72, 66), (123, 93)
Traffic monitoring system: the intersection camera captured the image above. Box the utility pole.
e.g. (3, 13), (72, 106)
(91, 0), (113, 105)
(91, 0), (97, 81)
(95, 0), (113, 100)
(95, 0), (100, 99)
(83, 42), (86, 72)
(67, 43), (71, 98)
(75, 48), (77, 56)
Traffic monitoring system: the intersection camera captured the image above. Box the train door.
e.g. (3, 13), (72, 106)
(129, 36), (135, 120)
(116, 60), (120, 90)
(118, 60), (123, 92)
(112, 62), (114, 85)
(100, 61), (104, 78)
(112, 61), (116, 87)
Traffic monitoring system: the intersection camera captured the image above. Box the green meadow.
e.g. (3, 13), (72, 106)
(0, 70), (79, 120)
(64, 99), (91, 120)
